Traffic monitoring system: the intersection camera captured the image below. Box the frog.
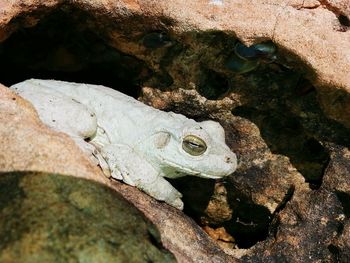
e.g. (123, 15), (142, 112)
(10, 79), (237, 209)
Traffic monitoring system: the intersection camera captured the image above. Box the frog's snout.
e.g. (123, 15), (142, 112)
(224, 152), (238, 175)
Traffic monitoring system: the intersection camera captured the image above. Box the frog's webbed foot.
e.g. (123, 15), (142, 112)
(100, 144), (184, 210)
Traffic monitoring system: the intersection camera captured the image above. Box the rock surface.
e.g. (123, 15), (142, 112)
(0, 0), (350, 262)
(0, 171), (175, 263)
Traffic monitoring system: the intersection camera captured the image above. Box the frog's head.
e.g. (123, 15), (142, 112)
(138, 119), (237, 179)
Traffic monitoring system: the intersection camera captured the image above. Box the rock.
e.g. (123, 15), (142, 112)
(323, 143), (350, 194)
(112, 181), (236, 263)
(242, 189), (345, 262)
(0, 171), (176, 263)
(334, 220), (350, 262)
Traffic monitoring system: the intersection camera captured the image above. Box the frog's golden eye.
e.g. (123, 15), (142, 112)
(182, 135), (207, 156)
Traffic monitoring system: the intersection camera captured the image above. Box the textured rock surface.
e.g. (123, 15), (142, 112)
(0, 0), (350, 262)
(0, 171), (175, 263)
(242, 189), (345, 262)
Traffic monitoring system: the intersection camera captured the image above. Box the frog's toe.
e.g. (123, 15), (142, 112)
(170, 198), (184, 210)
(111, 169), (123, 180)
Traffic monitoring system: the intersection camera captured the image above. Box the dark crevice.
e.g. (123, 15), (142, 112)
(167, 176), (272, 249)
(167, 177), (215, 217)
(335, 14), (350, 32)
(336, 191), (350, 218)
(0, 6), (153, 98)
(338, 15), (350, 27)
(268, 186), (295, 239)
(197, 69), (229, 100)
(272, 186), (295, 216)
(328, 244), (341, 262)
(224, 186), (271, 248)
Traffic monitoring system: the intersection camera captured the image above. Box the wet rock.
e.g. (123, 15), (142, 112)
(0, 171), (175, 262)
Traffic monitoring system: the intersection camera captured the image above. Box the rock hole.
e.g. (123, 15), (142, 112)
(0, 6), (153, 98)
(223, 196), (271, 248)
(167, 177), (215, 216)
(328, 244), (341, 262)
(197, 69), (229, 100)
(338, 15), (350, 27)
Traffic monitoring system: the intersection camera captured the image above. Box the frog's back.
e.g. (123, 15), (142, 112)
(22, 79), (137, 106)
(12, 79), (186, 141)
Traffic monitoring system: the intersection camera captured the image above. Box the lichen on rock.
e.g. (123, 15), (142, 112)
(0, 172), (175, 263)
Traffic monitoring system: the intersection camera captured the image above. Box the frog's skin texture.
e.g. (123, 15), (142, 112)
(10, 79), (237, 209)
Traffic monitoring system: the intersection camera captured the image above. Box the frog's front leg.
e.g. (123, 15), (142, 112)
(100, 144), (184, 209)
(71, 137), (111, 177)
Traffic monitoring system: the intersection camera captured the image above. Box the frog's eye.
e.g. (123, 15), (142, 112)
(182, 135), (207, 156)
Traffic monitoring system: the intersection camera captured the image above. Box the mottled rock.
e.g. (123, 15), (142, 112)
(242, 189), (345, 262)
(0, 171), (175, 263)
(323, 143), (350, 194)
(334, 220), (350, 262)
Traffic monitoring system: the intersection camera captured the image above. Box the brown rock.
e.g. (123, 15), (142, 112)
(242, 189), (345, 262)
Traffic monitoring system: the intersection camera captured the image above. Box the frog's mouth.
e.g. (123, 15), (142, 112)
(162, 159), (227, 179)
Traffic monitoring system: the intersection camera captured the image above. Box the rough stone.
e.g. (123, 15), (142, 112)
(242, 189), (345, 262)
(0, 171), (175, 263)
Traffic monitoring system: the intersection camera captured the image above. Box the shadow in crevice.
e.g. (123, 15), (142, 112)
(0, 6), (151, 98)
(197, 68), (229, 100)
(338, 15), (350, 27)
(328, 244), (341, 262)
(336, 191), (350, 218)
(167, 177), (215, 217)
(224, 183), (272, 248)
(170, 177), (272, 248)
(233, 106), (330, 189)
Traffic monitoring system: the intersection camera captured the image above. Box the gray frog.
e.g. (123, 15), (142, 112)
(11, 79), (237, 209)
